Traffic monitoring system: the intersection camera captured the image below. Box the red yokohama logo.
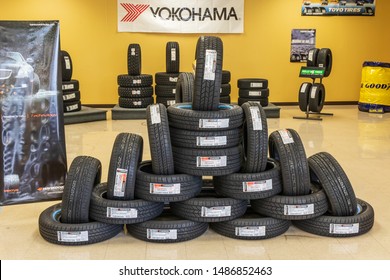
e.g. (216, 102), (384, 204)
(120, 3), (150, 22)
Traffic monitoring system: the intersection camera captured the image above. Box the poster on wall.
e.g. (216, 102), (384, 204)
(301, 0), (376, 16)
(0, 21), (67, 205)
(290, 29), (316, 63)
(117, 0), (244, 33)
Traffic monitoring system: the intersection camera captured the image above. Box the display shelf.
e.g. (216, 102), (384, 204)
(64, 106), (107, 124)
(111, 104), (147, 120)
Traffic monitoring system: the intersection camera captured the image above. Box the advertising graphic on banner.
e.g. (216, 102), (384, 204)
(290, 29), (316, 63)
(117, 0), (244, 33)
(302, 0), (376, 16)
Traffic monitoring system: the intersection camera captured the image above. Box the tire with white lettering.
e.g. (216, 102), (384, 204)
(213, 159), (282, 200)
(308, 152), (357, 216)
(126, 209), (208, 243)
(166, 41), (180, 73)
(107, 133), (143, 200)
(63, 100), (81, 113)
(239, 88), (269, 98)
(90, 183), (164, 224)
(237, 79), (268, 90)
(146, 104), (174, 175)
(62, 90), (80, 102)
(250, 185), (328, 220)
(155, 72), (180, 86)
(238, 97), (269, 107)
(117, 74), (153, 87)
(222, 70), (231, 84)
(155, 97), (176, 107)
(61, 50), (73, 81)
(308, 83), (325, 113)
(127, 43), (141, 76)
(172, 146), (242, 176)
(269, 129), (311, 196)
(210, 208), (291, 240)
(61, 156), (102, 224)
(298, 82), (311, 112)
(293, 199), (374, 237)
(220, 83), (231, 97)
(118, 97), (154, 108)
(169, 127), (241, 149)
(62, 80), (79, 92)
(39, 203), (123, 246)
(170, 188), (248, 223)
(306, 48), (320, 67)
(192, 36), (223, 111)
(219, 96), (231, 104)
(167, 103), (244, 131)
(118, 86), (153, 98)
(317, 48), (333, 77)
(134, 161), (202, 202)
(175, 72), (194, 103)
(155, 85), (176, 97)
(241, 101), (268, 173)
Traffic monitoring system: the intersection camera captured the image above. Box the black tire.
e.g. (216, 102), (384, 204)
(192, 36), (223, 111)
(61, 50), (73, 82)
(155, 72), (180, 86)
(169, 127), (241, 149)
(155, 96), (176, 107)
(220, 83), (231, 96)
(210, 208), (290, 240)
(219, 96), (231, 104)
(167, 103), (244, 131)
(308, 152), (357, 216)
(106, 133), (143, 200)
(166, 41), (180, 73)
(238, 97), (269, 107)
(118, 97), (154, 108)
(170, 188), (247, 223)
(250, 185), (329, 220)
(241, 101), (268, 173)
(62, 80), (79, 92)
(298, 82), (311, 112)
(175, 72), (194, 103)
(63, 100), (82, 113)
(317, 48), (333, 77)
(39, 203), (123, 246)
(62, 90), (80, 102)
(213, 159), (282, 200)
(239, 88), (269, 98)
(126, 209), (208, 243)
(172, 145), (242, 176)
(237, 78), (268, 89)
(90, 183), (164, 224)
(135, 161), (202, 202)
(127, 43), (141, 76)
(146, 104), (174, 175)
(293, 198), (374, 237)
(61, 156), (102, 224)
(118, 86), (153, 98)
(269, 128), (311, 196)
(306, 48), (320, 67)
(308, 83), (325, 113)
(222, 70), (231, 84)
(155, 85), (176, 97)
(117, 74), (153, 87)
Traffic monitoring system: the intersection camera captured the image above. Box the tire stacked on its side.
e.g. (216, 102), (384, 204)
(237, 78), (270, 107)
(155, 42), (181, 107)
(220, 70), (232, 104)
(61, 50), (82, 113)
(117, 43), (154, 109)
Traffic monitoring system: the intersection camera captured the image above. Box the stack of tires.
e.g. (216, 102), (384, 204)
(117, 43), (154, 109)
(237, 78), (269, 107)
(155, 42), (181, 107)
(299, 48), (332, 113)
(61, 50), (82, 113)
(220, 70), (232, 104)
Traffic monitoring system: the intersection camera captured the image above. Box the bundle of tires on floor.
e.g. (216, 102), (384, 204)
(117, 43), (154, 109)
(61, 50), (82, 113)
(237, 78), (270, 107)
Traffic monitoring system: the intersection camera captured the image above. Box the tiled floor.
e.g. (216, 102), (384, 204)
(1, 105), (390, 260)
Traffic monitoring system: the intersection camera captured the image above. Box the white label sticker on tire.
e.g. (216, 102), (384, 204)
(235, 226), (266, 237)
(133, 101), (142, 106)
(64, 56), (71, 70)
(147, 229), (177, 240)
(172, 88), (176, 94)
(150, 183), (181, 194)
(250, 106), (263, 131)
(250, 82), (263, 88)
(57, 231), (88, 242)
(249, 91), (262, 97)
(113, 168), (127, 197)
(311, 86), (317, 98)
(329, 223), (359, 234)
(204, 49), (217, 81)
(278, 130), (294, 144)
(196, 156), (227, 167)
(66, 104), (78, 111)
(131, 90), (141, 95)
(150, 104), (161, 124)
(243, 179), (272, 192)
(167, 100), (176, 106)
(196, 136), (227, 147)
(199, 119), (229, 129)
(133, 79), (141, 84)
(169, 77), (178, 83)
(107, 207), (138, 219)
(131, 48), (136, 56)
(284, 204), (314, 215)
(201, 206), (231, 217)
(300, 83), (308, 93)
(63, 93), (76, 101)
(62, 84), (74, 90)
(308, 50), (314, 61)
(171, 48), (176, 61)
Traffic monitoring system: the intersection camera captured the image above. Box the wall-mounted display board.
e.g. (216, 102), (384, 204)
(290, 29), (316, 63)
(301, 0), (375, 16)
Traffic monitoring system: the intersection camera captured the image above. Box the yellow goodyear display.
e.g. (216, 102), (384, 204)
(359, 61), (390, 113)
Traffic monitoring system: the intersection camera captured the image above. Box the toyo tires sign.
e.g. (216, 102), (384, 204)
(118, 0), (244, 33)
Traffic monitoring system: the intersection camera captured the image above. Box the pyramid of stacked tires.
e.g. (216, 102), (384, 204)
(117, 43), (154, 109)
(61, 50), (82, 113)
(38, 36), (374, 246)
(237, 78), (270, 107)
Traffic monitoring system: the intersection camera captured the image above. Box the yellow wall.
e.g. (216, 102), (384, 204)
(2, 0), (390, 104)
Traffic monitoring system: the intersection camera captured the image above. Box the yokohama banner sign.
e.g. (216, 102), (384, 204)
(117, 0), (244, 33)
